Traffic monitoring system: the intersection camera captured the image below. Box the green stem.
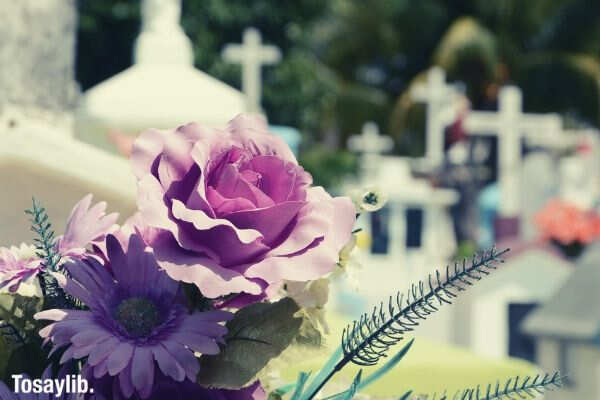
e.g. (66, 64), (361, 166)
(305, 358), (347, 400)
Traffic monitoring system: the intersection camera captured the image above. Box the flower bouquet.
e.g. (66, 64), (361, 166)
(535, 199), (600, 259)
(0, 115), (563, 399)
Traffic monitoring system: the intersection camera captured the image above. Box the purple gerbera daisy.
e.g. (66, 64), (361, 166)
(35, 234), (232, 399)
(0, 243), (43, 297)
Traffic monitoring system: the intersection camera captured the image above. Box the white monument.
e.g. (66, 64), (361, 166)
(412, 68), (577, 221)
(222, 27), (281, 113)
(463, 87), (564, 217)
(76, 0), (247, 154)
(344, 122), (459, 343)
(0, 109), (136, 246)
(522, 244), (600, 400)
(0, 0), (79, 111)
(0, 1), (136, 245)
(346, 122), (458, 272)
(347, 122), (394, 181)
(411, 67), (466, 169)
(453, 248), (572, 359)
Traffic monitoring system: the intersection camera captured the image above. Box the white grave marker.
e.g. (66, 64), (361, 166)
(411, 67), (464, 169)
(464, 87), (564, 217)
(76, 0), (248, 152)
(347, 122), (394, 180)
(222, 28), (281, 113)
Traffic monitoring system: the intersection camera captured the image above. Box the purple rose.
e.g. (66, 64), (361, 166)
(131, 114), (355, 299)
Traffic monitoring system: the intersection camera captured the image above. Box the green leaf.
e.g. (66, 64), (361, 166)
(300, 345), (343, 400)
(0, 336), (12, 380)
(326, 370), (363, 400)
(0, 294), (43, 344)
(290, 371), (312, 400)
(296, 315), (323, 347)
(272, 382), (297, 397)
(3, 341), (48, 382)
(398, 390), (413, 400)
(358, 339), (415, 390)
(197, 297), (302, 389)
(268, 392), (284, 400)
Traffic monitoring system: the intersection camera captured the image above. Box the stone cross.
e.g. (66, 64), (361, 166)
(348, 122), (394, 180)
(222, 28), (281, 113)
(411, 67), (463, 169)
(463, 87), (562, 217)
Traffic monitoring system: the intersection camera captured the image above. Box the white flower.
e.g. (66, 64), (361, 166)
(351, 186), (389, 212)
(286, 279), (330, 333)
(0, 243), (43, 297)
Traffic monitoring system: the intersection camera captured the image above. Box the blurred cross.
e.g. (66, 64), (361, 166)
(348, 122), (394, 180)
(222, 27), (281, 113)
(464, 87), (522, 217)
(411, 67), (464, 169)
(464, 86), (562, 217)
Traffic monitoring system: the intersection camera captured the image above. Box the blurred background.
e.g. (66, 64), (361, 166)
(1, 0), (600, 398)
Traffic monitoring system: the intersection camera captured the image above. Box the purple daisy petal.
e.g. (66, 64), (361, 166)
(88, 337), (121, 367)
(161, 340), (199, 381)
(106, 342), (134, 376)
(118, 363), (135, 399)
(152, 344), (186, 382)
(131, 347), (154, 398)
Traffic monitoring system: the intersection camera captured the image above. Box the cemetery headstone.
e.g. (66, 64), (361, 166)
(347, 122), (394, 181)
(520, 152), (558, 240)
(0, 0), (136, 245)
(411, 67), (465, 169)
(76, 0), (247, 153)
(0, 0), (79, 111)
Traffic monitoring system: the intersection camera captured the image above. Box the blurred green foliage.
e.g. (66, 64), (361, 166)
(77, 0), (600, 186)
(299, 145), (357, 190)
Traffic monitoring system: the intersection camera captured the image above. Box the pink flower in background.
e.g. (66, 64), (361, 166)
(535, 199), (600, 244)
(57, 194), (119, 259)
(131, 114), (355, 300)
(0, 243), (43, 297)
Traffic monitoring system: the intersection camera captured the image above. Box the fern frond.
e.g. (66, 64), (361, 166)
(430, 372), (564, 399)
(25, 198), (76, 309)
(302, 248), (510, 400)
(342, 247), (509, 366)
(25, 198), (61, 273)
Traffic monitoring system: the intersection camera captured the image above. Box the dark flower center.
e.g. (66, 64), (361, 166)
(363, 192), (379, 206)
(114, 297), (160, 338)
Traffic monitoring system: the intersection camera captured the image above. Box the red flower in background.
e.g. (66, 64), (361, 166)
(535, 199), (600, 245)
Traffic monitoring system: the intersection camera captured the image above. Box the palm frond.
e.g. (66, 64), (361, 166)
(342, 247), (509, 366)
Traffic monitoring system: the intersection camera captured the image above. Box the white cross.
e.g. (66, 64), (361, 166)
(463, 86), (563, 216)
(222, 27), (281, 113)
(411, 67), (464, 169)
(348, 122), (394, 180)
